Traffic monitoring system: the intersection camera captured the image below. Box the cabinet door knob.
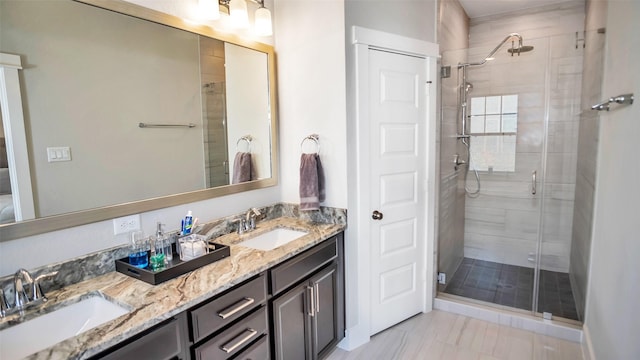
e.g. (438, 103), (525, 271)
(372, 210), (384, 220)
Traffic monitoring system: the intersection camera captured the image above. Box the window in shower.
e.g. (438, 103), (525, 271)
(469, 95), (518, 172)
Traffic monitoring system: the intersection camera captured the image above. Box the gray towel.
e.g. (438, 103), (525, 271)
(300, 153), (325, 211)
(232, 152), (252, 184)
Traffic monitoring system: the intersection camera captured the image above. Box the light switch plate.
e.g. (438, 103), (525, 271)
(47, 147), (71, 162)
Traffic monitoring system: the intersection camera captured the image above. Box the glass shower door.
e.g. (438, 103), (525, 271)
(536, 30), (593, 322)
(438, 37), (549, 313)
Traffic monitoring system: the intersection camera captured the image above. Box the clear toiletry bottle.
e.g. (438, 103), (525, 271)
(128, 230), (148, 269)
(149, 225), (166, 271)
(157, 222), (172, 263)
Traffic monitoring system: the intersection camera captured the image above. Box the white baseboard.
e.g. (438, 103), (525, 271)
(338, 323), (370, 351)
(582, 324), (596, 360)
(434, 297), (583, 343)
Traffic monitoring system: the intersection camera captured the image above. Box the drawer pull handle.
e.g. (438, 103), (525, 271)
(220, 328), (258, 353)
(218, 297), (255, 319)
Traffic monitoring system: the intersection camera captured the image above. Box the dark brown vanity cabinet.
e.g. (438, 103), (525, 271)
(270, 234), (345, 360)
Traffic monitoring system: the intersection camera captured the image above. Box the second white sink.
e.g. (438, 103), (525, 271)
(0, 295), (130, 360)
(238, 228), (308, 251)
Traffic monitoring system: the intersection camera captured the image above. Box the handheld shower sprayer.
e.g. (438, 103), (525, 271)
(454, 32), (533, 197)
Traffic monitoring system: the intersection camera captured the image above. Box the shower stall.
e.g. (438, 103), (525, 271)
(437, 28), (592, 323)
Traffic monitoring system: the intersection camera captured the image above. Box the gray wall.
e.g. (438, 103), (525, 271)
(436, 0), (469, 284)
(584, 1), (640, 358)
(345, 0), (437, 42)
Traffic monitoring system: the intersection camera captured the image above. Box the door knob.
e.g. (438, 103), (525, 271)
(372, 210), (384, 220)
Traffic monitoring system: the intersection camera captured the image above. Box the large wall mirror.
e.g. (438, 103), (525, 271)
(0, 0), (278, 240)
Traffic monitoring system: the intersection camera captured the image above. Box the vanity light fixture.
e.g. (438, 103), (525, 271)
(199, 0), (220, 20)
(228, 0), (249, 28)
(254, 1), (273, 36)
(212, 0), (272, 36)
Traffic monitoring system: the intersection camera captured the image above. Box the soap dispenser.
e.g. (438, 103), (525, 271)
(157, 222), (172, 263)
(149, 222), (167, 271)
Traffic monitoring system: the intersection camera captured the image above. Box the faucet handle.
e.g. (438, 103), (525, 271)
(32, 271), (58, 301)
(0, 288), (10, 317)
(14, 278), (29, 309)
(236, 218), (247, 235)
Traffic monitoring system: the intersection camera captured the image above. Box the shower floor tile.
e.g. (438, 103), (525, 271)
(443, 257), (579, 321)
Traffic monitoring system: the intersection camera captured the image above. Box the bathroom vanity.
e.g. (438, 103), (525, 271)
(4, 216), (345, 360)
(93, 231), (344, 360)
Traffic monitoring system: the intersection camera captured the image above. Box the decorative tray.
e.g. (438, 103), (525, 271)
(115, 242), (230, 285)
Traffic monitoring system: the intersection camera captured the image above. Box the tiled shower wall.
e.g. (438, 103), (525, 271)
(570, 0), (607, 321)
(437, 0), (469, 281)
(463, 2), (585, 272)
(200, 37), (229, 188)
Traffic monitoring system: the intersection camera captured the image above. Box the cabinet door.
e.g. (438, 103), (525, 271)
(271, 283), (312, 360)
(310, 263), (340, 359)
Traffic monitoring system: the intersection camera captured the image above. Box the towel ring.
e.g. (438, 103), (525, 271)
(301, 134), (320, 154)
(236, 135), (252, 152)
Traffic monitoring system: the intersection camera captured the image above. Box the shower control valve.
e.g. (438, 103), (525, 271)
(453, 154), (466, 171)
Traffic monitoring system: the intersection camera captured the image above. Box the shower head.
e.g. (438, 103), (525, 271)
(507, 45), (534, 55)
(459, 32), (525, 68)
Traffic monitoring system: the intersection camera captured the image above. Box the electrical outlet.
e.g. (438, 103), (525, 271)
(437, 272), (446, 285)
(113, 214), (141, 235)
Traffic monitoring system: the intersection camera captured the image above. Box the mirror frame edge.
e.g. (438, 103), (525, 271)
(0, 0), (279, 242)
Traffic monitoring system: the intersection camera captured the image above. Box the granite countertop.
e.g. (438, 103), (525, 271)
(13, 217), (345, 360)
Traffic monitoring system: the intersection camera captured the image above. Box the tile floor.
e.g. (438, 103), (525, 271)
(325, 310), (584, 360)
(443, 258), (579, 321)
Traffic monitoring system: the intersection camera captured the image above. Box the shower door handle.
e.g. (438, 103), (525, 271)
(531, 170), (537, 195)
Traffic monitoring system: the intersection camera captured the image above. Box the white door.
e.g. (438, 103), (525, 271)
(368, 49), (427, 335)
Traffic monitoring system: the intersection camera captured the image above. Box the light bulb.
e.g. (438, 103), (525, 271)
(254, 6), (272, 36)
(198, 0), (220, 20)
(229, 0), (249, 29)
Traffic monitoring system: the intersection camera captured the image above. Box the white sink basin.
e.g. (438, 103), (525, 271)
(0, 295), (130, 360)
(238, 228), (308, 251)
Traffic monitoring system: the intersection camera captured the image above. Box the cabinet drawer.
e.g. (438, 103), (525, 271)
(193, 307), (268, 360)
(191, 273), (267, 342)
(96, 315), (186, 360)
(234, 334), (270, 360)
(270, 237), (337, 296)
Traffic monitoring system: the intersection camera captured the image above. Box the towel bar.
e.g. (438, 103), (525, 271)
(591, 93), (634, 111)
(139, 122), (196, 128)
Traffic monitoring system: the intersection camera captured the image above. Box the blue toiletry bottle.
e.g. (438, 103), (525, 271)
(183, 211), (193, 235)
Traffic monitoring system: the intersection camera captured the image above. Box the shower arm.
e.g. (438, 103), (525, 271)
(458, 33), (523, 68)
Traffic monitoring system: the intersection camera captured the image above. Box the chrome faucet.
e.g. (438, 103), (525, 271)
(237, 208), (262, 235)
(0, 268), (57, 317)
(13, 268), (34, 310)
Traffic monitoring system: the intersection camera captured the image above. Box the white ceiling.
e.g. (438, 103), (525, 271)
(457, 0), (578, 19)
